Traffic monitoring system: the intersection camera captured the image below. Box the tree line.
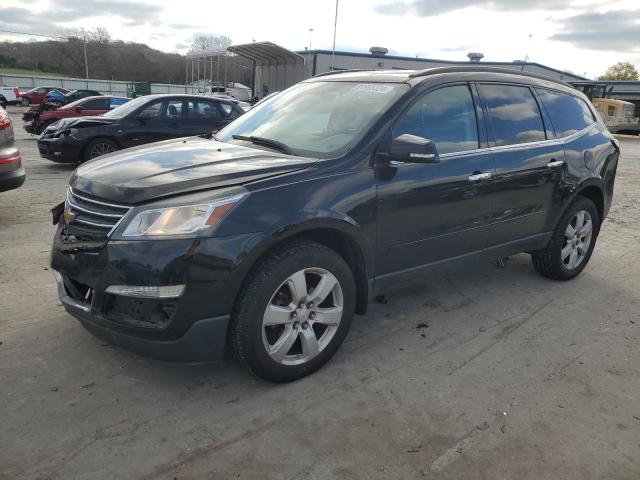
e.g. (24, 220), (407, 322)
(0, 30), (252, 87)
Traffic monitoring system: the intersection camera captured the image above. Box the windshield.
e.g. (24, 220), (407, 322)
(102, 96), (149, 119)
(217, 81), (408, 158)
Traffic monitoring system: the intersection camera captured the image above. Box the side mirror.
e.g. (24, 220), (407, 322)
(136, 115), (147, 125)
(389, 134), (440, 164)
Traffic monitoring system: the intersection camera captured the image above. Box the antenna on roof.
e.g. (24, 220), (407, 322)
(331, 0), (339, 70)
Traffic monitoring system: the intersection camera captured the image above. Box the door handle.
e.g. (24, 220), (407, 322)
(468, 172), (492, 182)
(547, 160), (564, 168)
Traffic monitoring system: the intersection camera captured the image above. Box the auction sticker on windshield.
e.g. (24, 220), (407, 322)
(351, 83), (395, 94)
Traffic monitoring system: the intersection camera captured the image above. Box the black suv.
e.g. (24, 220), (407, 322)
(38, 94), (245, 163)
(50, 67), (619, 382)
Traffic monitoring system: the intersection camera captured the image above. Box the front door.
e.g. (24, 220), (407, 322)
(476, 83), (565, 246)
(375, 84), (495, 280)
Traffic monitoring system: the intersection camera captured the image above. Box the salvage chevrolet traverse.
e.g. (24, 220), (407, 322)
(50, 67), (619, 382)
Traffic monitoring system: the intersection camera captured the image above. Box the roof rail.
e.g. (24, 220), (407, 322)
(408, 66), (573, 87)
(313, 69), (373, 78)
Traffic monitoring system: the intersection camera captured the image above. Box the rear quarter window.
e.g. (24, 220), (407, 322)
(536, 89), (595, 138)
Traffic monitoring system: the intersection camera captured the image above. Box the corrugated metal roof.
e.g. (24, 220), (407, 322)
(228, 42), (305, 65)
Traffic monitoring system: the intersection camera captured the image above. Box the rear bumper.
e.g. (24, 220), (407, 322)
(0, 166), (26, 192)
(52, 269), (230, 362)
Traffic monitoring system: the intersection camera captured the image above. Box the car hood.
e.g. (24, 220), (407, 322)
(48, 116), (114, 131)
(71, 136), (318, 204)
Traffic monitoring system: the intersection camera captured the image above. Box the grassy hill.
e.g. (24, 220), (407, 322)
(0, 67), (68, 77)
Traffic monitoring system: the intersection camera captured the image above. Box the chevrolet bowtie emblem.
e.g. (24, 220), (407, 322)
(63, 206), (75, 224)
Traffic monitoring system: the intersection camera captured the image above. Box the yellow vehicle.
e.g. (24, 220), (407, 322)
(591, 97), (640, 134)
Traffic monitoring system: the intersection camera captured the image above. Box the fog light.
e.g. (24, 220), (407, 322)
(105, 285), (185, 299)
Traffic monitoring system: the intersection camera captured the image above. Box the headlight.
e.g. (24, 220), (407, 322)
(121, 193), (246, 237)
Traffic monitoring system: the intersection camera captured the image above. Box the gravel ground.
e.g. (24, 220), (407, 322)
(1, 105), (639, 480)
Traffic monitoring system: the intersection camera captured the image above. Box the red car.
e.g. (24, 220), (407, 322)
(25, 96), (130, 135)
(20, 86), (70, 106)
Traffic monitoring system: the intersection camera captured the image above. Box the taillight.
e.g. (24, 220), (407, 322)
(0, 115), (11, 130)
(0, 154), (21, 165)
(13, 88), (21, 98)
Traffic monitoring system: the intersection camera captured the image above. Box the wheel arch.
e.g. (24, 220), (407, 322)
(574, 181), (605, 223)
(236, 219), (372, 316)
(82, 136), (121, 159)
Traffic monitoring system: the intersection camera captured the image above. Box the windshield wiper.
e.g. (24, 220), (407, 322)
(232, 134), (292, 155)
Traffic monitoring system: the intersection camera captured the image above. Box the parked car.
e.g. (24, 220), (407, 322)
(25, 96), (130, 135)
(0, 109), (25, 192)
(49, 67), (619, 382)
(46, 89), (102, 107)
(21, 86), (70, 106)
(0, 86), (21, 109)
(38, 94), (244, 162)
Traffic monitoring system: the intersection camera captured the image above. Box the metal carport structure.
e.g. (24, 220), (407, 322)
(228, 42), (306, 99)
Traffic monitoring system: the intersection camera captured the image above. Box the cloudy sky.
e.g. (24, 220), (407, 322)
(1, 0), (639, 78)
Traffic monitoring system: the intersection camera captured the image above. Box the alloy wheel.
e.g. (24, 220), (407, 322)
(262, 267), (344, 366)
(90, 142), (116, 159)
(562, 210), (593, 270)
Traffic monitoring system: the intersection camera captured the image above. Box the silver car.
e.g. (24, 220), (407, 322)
(0, 108), (25, 192)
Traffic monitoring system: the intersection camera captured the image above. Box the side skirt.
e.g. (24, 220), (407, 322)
(371, 232), (552, 295)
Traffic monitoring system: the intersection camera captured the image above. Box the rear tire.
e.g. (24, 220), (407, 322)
(531, 197), (600, 280)
(231, 240), (356, 382)
(0, 97), (6, 109)
(84, 138), (119, 161)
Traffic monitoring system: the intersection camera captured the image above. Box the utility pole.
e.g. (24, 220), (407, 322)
(331, 0), (339, 71)
(83, 32), (89, 79)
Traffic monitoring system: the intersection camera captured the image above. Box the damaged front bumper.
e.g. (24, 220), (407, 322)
(49, 219), (260, 363)
(38, 135), (83, 162)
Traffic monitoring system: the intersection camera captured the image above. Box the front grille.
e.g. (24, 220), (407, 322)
(65, 187), (131, 240)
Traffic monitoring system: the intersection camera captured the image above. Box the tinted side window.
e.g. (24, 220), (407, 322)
(536, 89), (594, 138)
(138, 100), (164, 119)
(83, 99), (109, 110)
(166, 100), (184, 119)
(393, 85), (479, 155)
(187, 100), (222, 120)
(219, 102), (233, 116)
(478, 84), (546, 147)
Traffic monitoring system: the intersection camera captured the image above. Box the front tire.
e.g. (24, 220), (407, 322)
(231, 240), (356, 382)
(21, 98), (30, 106)
(84, 138), (119, 161)
(531, 197), (600, 280)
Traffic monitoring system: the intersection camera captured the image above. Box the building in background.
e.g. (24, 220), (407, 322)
(231, 42), (590, 99)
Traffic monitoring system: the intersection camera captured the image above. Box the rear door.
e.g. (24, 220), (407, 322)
(477, 83), (565, 247)
(534, 88), (601, 225)
(185, 99), (228, 134)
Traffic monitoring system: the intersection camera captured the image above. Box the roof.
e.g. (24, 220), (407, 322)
(228, 41), (305, 65)
(310, 66), (573, 88)
(301, 49), (589, 81)
(185, 47), (228, 58)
